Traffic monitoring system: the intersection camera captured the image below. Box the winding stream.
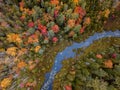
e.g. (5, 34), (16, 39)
(41, 30), (120, 90)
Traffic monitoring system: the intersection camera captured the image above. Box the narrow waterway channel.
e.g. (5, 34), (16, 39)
(41, 30), (120, 90)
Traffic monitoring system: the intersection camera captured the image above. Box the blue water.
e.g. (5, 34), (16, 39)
(41, 30), (120, 90)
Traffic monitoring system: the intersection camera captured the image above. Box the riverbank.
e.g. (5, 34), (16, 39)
(53, 37), (120, 90)
(0, 1), (120, 90)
